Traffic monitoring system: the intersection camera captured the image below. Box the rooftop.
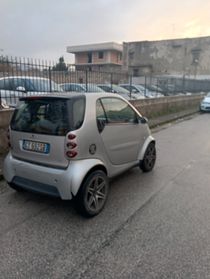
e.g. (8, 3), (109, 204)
(67, 42), (123, 53)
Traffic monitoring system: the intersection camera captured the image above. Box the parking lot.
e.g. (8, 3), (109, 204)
(1, 113), (210, 278)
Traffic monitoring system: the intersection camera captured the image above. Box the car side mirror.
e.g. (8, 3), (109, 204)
(16, 86), (26, 92)
(140, 116), (148, 124)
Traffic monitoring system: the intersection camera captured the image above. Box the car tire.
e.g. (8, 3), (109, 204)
(140, 142), (156, 172)
(75, 170), (109, 217)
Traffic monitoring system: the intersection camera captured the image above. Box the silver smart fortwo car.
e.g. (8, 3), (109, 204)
(3, 93), (156, 216)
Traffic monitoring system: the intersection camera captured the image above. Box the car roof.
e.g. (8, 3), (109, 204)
(19, 92), (123, 100)
(60, 83), (81, 86)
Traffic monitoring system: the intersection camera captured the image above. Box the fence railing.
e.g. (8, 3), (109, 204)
(0, 56), (208, 108)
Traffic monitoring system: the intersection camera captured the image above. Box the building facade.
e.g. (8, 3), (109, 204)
(123, 36), (210, 78)
(67, 42), (123, 72)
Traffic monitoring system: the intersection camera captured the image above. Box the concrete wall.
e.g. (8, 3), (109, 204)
(130, 94), (203, 127)
(123, 36), (210, 76)
(0, 94), (203, 154)
(130, 94), (202, 118)
(0, 109), (14, 154)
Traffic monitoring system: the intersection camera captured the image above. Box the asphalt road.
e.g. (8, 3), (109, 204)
(1, 113), (210, 279)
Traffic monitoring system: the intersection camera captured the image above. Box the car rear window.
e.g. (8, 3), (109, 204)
(11, 97), (85, 136)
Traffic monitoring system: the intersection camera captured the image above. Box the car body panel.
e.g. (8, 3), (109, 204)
(100, 123), (147, 165)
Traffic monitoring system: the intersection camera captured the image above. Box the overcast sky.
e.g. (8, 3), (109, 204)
(1, 0), (210, 63)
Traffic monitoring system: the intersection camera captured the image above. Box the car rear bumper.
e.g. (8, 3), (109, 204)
(3, 153), (73, 199)
(3, 152), (105, 200)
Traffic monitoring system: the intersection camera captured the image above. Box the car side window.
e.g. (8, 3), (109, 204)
(0, 78), (12, 90)
(13, 78), (26, 90)
(72, 97), (85, 129)
(69, 84), (75, 91)
(75, 85), (83, 92)
(96, 99), (107, 121)
(100, 97), (136, 124)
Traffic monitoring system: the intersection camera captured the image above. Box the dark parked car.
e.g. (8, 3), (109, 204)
(60, 83), (104, 93)
(0, 76), (62, 107)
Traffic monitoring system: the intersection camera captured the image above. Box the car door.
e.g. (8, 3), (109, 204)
(96, 97), (147, 165)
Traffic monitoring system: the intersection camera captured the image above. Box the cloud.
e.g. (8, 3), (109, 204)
(1, 0), (210, 61)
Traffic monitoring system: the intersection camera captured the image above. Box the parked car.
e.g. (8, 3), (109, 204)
(60, 83), (104, 93)
(146, 84), (164, 93)
(3, 93), (156, 217)
(97, 84), (138, 100)
(119, 84), (146, 99)
(159, 84), (176, 96)
(60, 83), (86, 92)
(200, 92), (210, 112)
(0, 76), (62, 107)
(141, 84), (165, 97)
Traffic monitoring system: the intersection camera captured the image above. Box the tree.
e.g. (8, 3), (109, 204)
(52, 56), (68, 71)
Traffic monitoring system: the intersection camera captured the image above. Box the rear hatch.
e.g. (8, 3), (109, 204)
(10, 95), (85, 168)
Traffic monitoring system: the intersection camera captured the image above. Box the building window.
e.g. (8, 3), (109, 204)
(98, 51), (104, 59)
(129, 51), (134, 60)
(88, 52), (92, 63)
(133, 69), (139, 77)
(191, 49), (201, 65)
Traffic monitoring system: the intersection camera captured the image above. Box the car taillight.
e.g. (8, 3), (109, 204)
(66, 133), (77, 159)
(68, 134), (76, 140)
(67, 142), (77, 149)
(66, 150), (78, 158)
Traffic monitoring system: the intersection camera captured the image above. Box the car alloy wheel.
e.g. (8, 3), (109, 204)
(77, 170), (109, 217)
(140, 142), (156, 172)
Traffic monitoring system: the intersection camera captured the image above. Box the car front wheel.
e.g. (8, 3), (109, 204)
(140, 142), (156, 172)
(75, 170), (109, 217)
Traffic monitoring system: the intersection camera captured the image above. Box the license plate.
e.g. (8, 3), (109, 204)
(22, 140), (50, 154)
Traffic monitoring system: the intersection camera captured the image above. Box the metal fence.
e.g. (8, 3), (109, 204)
(0, 56), (209, 108)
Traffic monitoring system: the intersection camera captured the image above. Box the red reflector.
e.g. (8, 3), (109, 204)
(67, 142), (77, 149)
(68, 134), (76, 140)
(66, 150), (78, 158)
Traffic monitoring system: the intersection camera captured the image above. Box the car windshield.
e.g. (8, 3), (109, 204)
(27, 79), (62, 92)
(120, 85), (144, 95)
(136, 85), (147, 92)
(112, 85), (130, 94)
(81, 84), (104, 92)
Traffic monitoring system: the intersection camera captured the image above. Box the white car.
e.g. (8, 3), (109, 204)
(200, 93), (210, 112)
(119, 84), (146, 99)
(97, 84), (139, 100)
(0, 76), (62, 107)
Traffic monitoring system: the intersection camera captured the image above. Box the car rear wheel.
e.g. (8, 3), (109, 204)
(140, 142), (156, 172)
(75, 170), (109, 217)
